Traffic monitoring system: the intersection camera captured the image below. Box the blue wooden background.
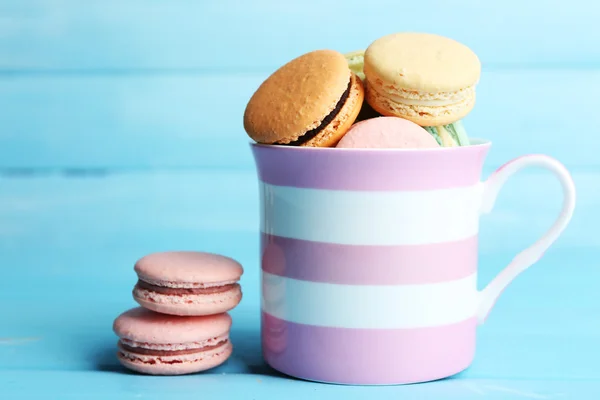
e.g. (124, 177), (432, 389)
(1, 1), (599, 399)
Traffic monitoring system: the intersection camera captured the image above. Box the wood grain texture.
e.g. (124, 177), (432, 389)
(0, 1), (597, 397)
(0, 171), (598, 398)
(1, 70), (597, 169)
(0, 170), (594, 260)
(3, 372), (598, 399)
(1, 0), (599, 70)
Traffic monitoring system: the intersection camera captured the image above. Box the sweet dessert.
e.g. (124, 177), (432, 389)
(336, 116), (440, 149)
(344, 50), (381, 123)
(363, 32), (480, 146)
(243, 49), (364, 147)
(423, 121), (470, 147)
(344, 50), (365, 81)
(132, 251), (243, 316)
(113, 307), (233, 375)
(243, 33), (482, 149)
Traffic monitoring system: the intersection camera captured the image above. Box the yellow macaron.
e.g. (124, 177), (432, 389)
(244, 50), (364, 147)
(363, 32), (481, 127)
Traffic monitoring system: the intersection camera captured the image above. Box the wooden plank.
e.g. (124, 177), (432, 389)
(0, 171), (598, 398)
(0, 69), (597, 169)
(0, 169), (594, 278)
(2, 371), (597, 399)
(0, 0), (599, 70)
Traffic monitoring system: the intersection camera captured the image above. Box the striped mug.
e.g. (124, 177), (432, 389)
(252, 139), (575, 385)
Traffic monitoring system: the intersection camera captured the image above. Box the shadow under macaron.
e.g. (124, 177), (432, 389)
(354, 100), (382, 123)
(93, 340), (135, 374)
(226, 327), (297, 380)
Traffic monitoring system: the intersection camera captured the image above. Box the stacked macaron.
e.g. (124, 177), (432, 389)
(112, 251), (244, 375)
(243, 32), (481, 149)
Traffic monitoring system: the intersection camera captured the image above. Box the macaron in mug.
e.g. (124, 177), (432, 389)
(243, 32), (576, 385)
(253, 141), (575, 385)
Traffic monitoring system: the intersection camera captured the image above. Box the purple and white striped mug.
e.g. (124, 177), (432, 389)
(251, 139), (575, 385)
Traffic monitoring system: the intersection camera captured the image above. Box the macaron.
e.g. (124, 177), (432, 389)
(132, 251), (243, 316)
(344, 50), (365, 81)
(243, 49), (364, 147)
(363, 32), (481, 127)
(113, 307), (233, 375)
(344, 50), (383, 122)
(336, 116), (440, 149)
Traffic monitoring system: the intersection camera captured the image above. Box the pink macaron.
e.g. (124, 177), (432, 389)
(336, 116), (440, 148)
(132, 251), (243, 316)
(113, 307), (233, 375)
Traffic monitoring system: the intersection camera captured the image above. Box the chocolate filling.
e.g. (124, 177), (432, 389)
(284, 77), (352, 146)
(119, 340), (227, 356)
(136, 280), (238, 295)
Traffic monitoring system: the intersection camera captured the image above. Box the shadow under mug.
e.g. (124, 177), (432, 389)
(251, 139), (576, 385)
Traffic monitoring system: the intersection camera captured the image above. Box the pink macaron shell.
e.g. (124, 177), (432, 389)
(336, 116), (440, 149)
(118, 340), (233, 375)
(133, 284), (242, 316)
(113, 307), (232, 344)
(134, 251), (243, 287)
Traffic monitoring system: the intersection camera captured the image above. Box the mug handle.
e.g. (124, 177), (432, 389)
(477, 154), (576, 324)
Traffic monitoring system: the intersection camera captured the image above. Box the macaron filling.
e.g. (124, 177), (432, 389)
(119, 340), (228, 356)
(120, 336), (228, 351)
(284, 78), (352, 146)
(117, 333), (231, 365)
(118, 342), (230, 366)
(135, 279), (238, 295)
(366, 80), (474, 108)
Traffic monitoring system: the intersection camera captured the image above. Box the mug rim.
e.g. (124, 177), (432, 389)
(250, 138), (492, 153)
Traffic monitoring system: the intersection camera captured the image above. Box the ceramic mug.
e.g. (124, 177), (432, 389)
(251, 139), (576, 385)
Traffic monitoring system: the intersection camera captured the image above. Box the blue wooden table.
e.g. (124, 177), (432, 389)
(1, 1), (599, 398)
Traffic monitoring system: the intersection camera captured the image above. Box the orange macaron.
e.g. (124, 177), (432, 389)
(243, 50), (364, 147)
